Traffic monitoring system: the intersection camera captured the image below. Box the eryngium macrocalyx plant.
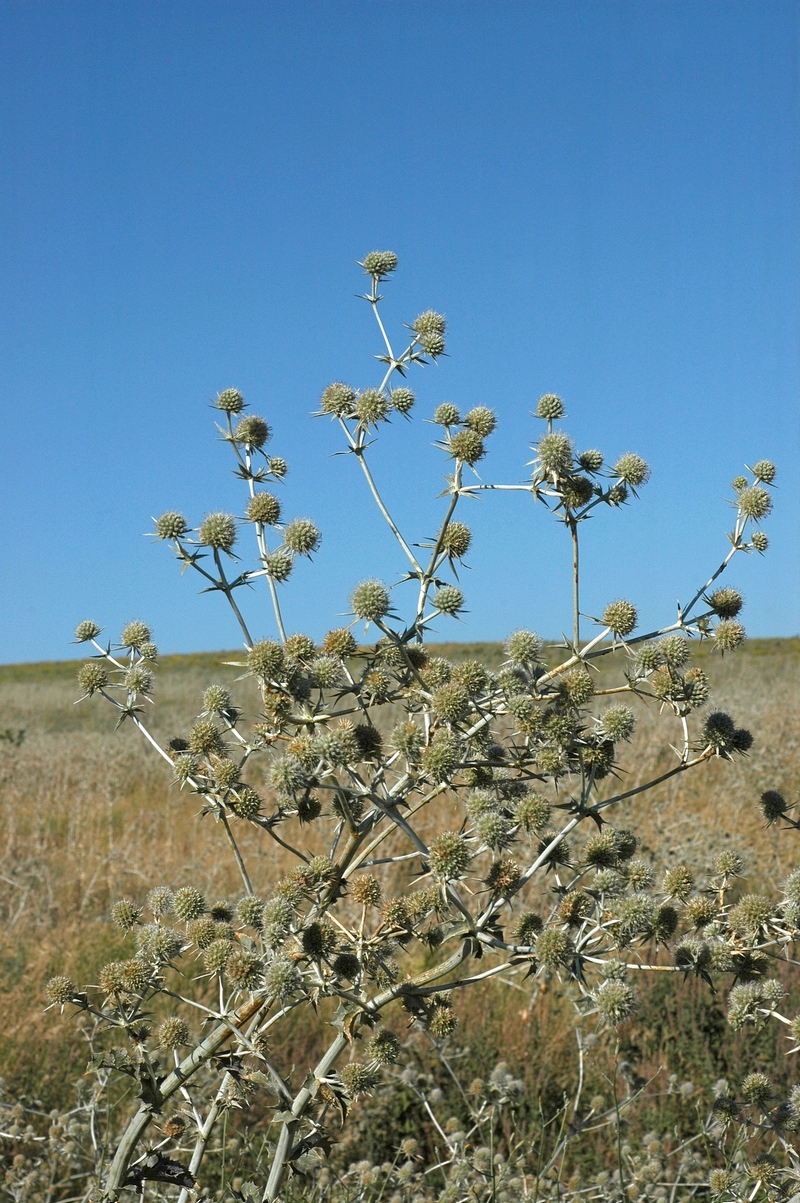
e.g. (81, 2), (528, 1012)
(55, 253), (783, 1202)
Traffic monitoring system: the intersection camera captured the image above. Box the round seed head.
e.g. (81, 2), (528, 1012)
(737, 485), (771, 521)
(284, 633), (316, 664)
(46, 975), (75, 1006)
(432, 683), (470, 723)
(659, 634), (689, 667)
(428, 999), (458, 1038)
(602, 600), (637, 636)
(322, 627), (357, 658)
(752, 460), (776, 483)
(391, 720), (422, 760)
(709, 1170), (736, 1197)
(369, 1029), (400, 1066)
(233, 415), (270, 448)
(741, 1072), (772, 1107)
(505, 629), (542, 666)
(226, 950), (263, 990)
(578, 449), (604, 472)
(562, 666), (594, 706)
(139, 926), (183, 964)
(441, 521), (471, 558)
(361, 250), (398, 278)
(429, 831), (471, 880)
(390, 387), (415, 414)
(112, 899), (143, 930)
(464, 406), (496, 437)
(535, 928), (574, 969)
(216, 388), (244, 414)
(449, 429), (484, 464)
(714, 620), (745, 652)
(662, 865), (694, 902)
(352, 875), (382, 907)
(514, 912), (544, 943)
(248, 639), (285, 679)
(760, 790), (788, 824)
(652, 903), (679, 941)
(351, 579), (390, 622)
(535, 394), (564, 421)
(729, 894), (773, 939)
(715, 850), (744, 878)
(751, 530), (768, 551)
(614, 453), (650, 487)
(155, 509), (190, 542)
(247, 492), (281, 526)
(234, 896), (264, 929)
(485, 855), (522, 894)
(414, 310), (446, 335)
(355, 388), (390, 427)
(584, 829), (621, 869)
(561, 475), (594, 508)
(173, 887), (207, 922)
(121, 620), (151, 650)
(433, 402), (460, 426)
(188, 718), (225, 756)
(595, 979), (636, 1024)
(264, 548), (293, 580)
(264, 956), (300, 1000)
(333, 952), (361, 979)
(537, 431), (573, 473)
(703, 711), (736, 751)
(421, 657), (453, 688)
(124, 664), (153, 695)
(268, 456), (288, 477)
(451, 659), (488, 696)
(78, 662), (108, 696)
(147, 886), (174, 917)
(158, 1017), (189, 1048)
(199, 512), (237, 552)
(708, 587), (743, 619)
(515, 792), (551, 835)
(476, 812), (513, 850)
(203, 938), (233, 973)
(309, 654), (342, 689)
(422, 730), (461, 781)
(283, 518), (321, 556)
(419, 330), (445, 357)
(320, 381), (356, 416)
(75, 619), (101, 642)
(433, 585), (464, 615)
(600, 706), (635, 742)
(342, 1062), (378, 1096)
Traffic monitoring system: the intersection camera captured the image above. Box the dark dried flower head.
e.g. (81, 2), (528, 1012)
(602, 599), (637, 636)
(216, 388), (244, 414)
(536, 394), (565, 421)
(333, 952), (360, 979)
(233, 415), (270, 448)
(78, 662), (108, 696)
(760, 790), (788, 824)
(703, 711), (736, 751)
(561, 475), (594, 508)
(199, 512), (237, 552)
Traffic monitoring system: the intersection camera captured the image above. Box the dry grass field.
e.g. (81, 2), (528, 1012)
(0, 638), (797, 1115)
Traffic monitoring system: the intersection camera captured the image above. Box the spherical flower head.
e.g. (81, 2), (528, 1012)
(284, 518), (321, 556)
(476, 812), (513, 851)
(199, 512), (237, 552)
(414, 309), (446, 335)
(595, 979), (636, 1025)
(428, 997), (458, 1038)
(433, 402), (460, 426)
(203, 937), (233, 973)
(78, 662), (108, 696)
(265, 955), (300, 1000)
(320, 381), (356, 417)
(515, 792), (551, 835)
(714, 619), (745, 653)
(584, 829), (621, 869)
(248, 639), (285, 679)
(341, 1062), (378, 1097)
(729, 894), (773, 939)
(233, 414), (270, 449)
(216, 388), (244, 414)
(535, 394), (565, 421)
(124, 664), (154, 696)
(264, 548), (293, 581)
(714, 849), (744, 878)
(355, 388), (390, 427)
(226, 949), (263, 990)
(708, 1170), (736, 1198)
(600, 706), (635, 742)
(46, 975), (75, 1006)
(606, 483), (628, 506)
(614, 453), (650, 488)
(760, 790), (788, 825)
(138, 641), (158, 664)
(112, 898), (143, 930)
(158, 1016), (189, 1048)
(268, 456), (288, 478)
(139, 925), (183, 965)
(449, 429), (484, 465)
(236, 895), (265, 929)
(352, 874), (382, 907)
(505, 629), (542, 666)
(560, 475), (594, 508)
(391, 720), (422, 761)
(703, 710), (736, 751)
(361, 250), (398, 278)
(147, 886), (174, 917)
(535, 928), (574, 969)
(561, 666), (594, 706)
(332, 952), (360, 979)
(429, 831), (471, 880)
(537, 431), (573, 474)
(189, 718), (225, 756)
(738, 485), (772, 521)
(419, 330), (445, 357)
(247, 492), (281, 526)
(390, 387), (415, 414)
(600, 599), (636, 637)
(514, 911), (544, 944)
(310, 654), (343, 689)
(369, 1029), (400, 1066)
(578, 449), (604, 473)
(173, 886), (207, 922)
(451, 659), (488, 696)
(441, 521), (471, 560)
(464, 406), (496, 438)
(75, 619), (101, 643)
(663, 864), (694, 902)
(750, 530), (768, 552)
(121, 620), (152, 650)
(741, 1072), (772, 1108)
(659, 634), (689, 668)
(422, 730), (461, 781)
(200, 686), (231, 719)
(708, 587), (743, 619)
(752, 459), (776, 484)
(227, 784), (261, 821)
(351, 579), (390, 622)
(433, 585), (464, 616)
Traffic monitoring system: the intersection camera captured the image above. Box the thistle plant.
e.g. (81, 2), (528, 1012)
(51, 252), (789, 1202)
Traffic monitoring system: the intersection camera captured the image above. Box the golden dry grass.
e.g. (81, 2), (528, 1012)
(0, 638), (797, 1105)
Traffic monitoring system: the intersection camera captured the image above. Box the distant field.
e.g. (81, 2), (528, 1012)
(0, 638), (797, 1107)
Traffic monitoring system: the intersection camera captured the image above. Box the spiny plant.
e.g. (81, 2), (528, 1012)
(50, 252), (788, 1202)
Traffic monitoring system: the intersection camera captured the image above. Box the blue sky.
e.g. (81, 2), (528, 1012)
(2, 0), (798, 663)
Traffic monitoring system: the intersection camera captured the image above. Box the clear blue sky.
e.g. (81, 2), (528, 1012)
(2, 1), (798, 663)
